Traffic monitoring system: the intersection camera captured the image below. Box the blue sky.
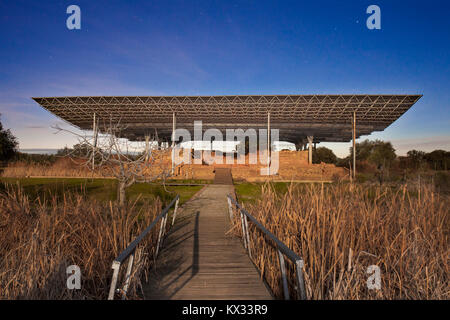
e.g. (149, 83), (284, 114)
(0, 0), (449, 157)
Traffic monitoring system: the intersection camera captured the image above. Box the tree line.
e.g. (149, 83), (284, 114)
(1, 115), (449, 171)
(313, 139), (449, 171)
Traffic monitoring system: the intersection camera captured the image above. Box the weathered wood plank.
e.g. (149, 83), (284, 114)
(142, 184), (272, 300)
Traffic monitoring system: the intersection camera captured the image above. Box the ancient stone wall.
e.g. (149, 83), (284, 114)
(169, 150), (348, 182)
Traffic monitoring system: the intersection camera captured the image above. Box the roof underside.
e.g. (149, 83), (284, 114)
(33, 95), (421, 143)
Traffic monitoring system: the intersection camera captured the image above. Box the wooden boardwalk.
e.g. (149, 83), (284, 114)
(143, 184), (272, 300)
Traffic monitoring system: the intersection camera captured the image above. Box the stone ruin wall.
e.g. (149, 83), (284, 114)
(166, 150), (348, 182)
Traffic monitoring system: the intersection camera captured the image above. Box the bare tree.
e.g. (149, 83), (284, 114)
(53, 117), (173, 206)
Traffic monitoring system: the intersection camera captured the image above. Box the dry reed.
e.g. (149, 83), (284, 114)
(235, 182), (449, 299)
(0, 184), (163, 299)
(1, 158), (103, 178)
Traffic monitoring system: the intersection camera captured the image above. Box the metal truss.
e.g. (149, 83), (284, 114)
(32, 94), (422, 143)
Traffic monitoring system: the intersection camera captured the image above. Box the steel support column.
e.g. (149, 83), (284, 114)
(144, 135), (150, 162)
(92, 113), (97, 170)
(171, 112), (176, 175)
(352, 111), (356, 179)
(307, 135), (313, 165)
(267, 112), (270, 175)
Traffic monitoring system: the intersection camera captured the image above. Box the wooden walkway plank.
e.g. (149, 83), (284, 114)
(143, 184), (272, 300)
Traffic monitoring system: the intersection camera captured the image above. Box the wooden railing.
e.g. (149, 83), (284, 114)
(107, 195), (180, 300)
(227, 195), (307, 300)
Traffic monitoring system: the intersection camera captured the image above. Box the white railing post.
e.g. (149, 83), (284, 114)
(108, 261), (121, 300)
(278, 250), (290, 300)
(155, 215), (166, 258)
(171, 198), (180, 226)
(243, 215), (252, 259)
(240, 211), (247, 249)
(121, 251), (135, 300)
(295, 259), (307, 300)
(227, 197), (234, 221)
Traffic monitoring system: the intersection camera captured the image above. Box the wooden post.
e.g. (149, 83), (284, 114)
(352, 111), (356, 179)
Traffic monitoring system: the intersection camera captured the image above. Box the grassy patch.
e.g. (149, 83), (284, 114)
(234, 181), (299, 204)
(127, 182), (202, 206)
(234, 182), (262, 204)
(0, 177), (202, 207)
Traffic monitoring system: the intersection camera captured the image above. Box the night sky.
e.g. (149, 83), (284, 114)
(0, 0), (449, 156)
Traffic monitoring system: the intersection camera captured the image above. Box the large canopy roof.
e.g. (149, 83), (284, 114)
(33, 94), (421, 144)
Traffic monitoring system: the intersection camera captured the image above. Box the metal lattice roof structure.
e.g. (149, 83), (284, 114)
(33, 95), (421, 144)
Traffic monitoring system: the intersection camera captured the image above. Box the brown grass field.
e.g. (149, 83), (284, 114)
(1, 158), (102, 178)
(0, 174), (448, 299)
(0, 184), (164, 299)
(233, 182), (449, 299)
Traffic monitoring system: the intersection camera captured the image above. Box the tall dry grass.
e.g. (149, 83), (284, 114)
(1, 158), (104, 178)
(0, 184), (163, 299)
(237, 182), (449, 299)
